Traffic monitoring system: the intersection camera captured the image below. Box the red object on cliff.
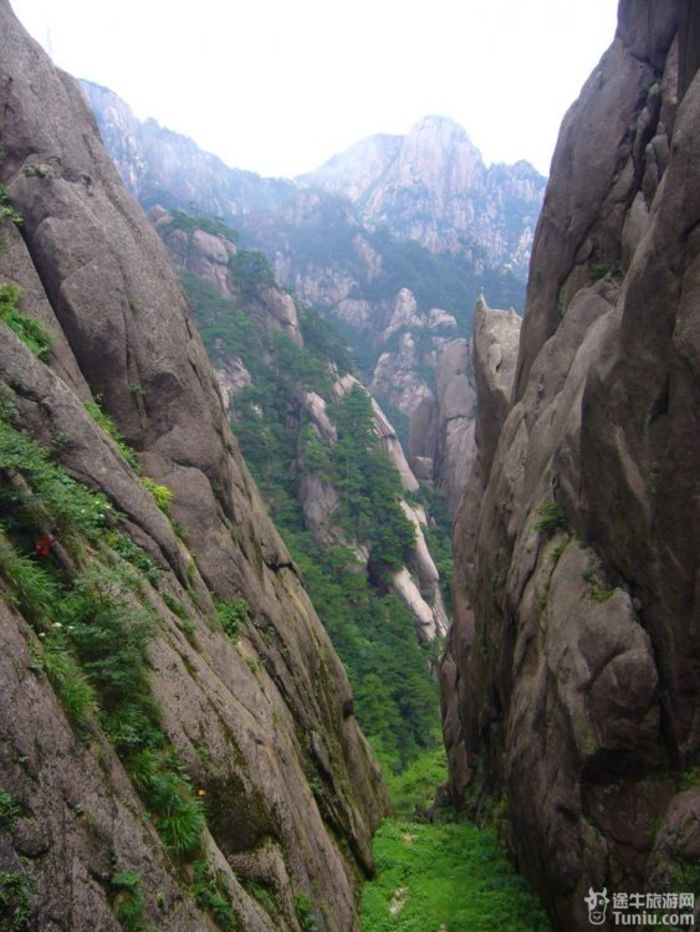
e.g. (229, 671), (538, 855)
(34, 535), (54, 558)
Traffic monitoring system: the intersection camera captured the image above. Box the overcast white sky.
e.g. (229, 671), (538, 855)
(10, 0), (619, 179)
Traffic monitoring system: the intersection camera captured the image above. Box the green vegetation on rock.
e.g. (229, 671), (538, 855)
(0, 410), (235, 930)
(180, 261), (442, 772)
(0, 281), (53, 361)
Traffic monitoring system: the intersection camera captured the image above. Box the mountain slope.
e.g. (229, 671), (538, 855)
(441, 3), (700, 929)
(82, 85), (536, 512)
(0, 4), (387, 929)
(301, 115), (545, 273)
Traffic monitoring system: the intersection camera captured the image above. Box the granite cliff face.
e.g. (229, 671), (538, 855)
(0, 4), (388, 930)
(441, 2), (700, 929)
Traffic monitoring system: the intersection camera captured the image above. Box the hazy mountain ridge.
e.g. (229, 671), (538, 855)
(82, 80), (534, 510)
(300, 115), (545, 273)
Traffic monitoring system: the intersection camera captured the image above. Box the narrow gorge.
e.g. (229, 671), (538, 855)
(0, 0), (699, 930)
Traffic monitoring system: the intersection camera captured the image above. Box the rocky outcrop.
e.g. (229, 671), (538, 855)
(369, 289), (460, 418)
(408, 334), (478, 515)
(0, 5), (387, 929)
(296, 374), (447, 640)
(441, 4), (700, 930)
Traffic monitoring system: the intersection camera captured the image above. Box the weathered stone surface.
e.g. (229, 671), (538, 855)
(370, 332), (434, 418)
(442, 5), (700, 930)
(408, 335), (477, 515)
(215, 356), (253, 410)
(0, 4), (388, 928)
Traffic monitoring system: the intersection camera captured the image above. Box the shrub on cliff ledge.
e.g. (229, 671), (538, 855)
(534, 500), (568, 537)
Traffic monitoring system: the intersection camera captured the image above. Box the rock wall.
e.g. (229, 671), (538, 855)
(409, 334), (478, 516)
(441, 2), (700, 929)
(0, 3), (387, 929)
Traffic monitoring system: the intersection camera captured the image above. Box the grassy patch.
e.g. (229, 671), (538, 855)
(109, 869), (147, 932)
(84, 399), (140, 471)
(216, 598), (247, 641)
(192, 859), (239, 931)
(0, 185), (22, 226)
(534, 501), (568, 537)
(582, 555), (615, 603)
(0, 789), (19, 829)
(0, 869), (32, 930)
(0, 282), (52, 361)
(361, 819), (551, 931)
(141, 477), (173, 517)
(377, 745), (448, 818)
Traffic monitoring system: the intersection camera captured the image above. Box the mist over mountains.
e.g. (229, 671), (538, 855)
(82, 80), (545, 335)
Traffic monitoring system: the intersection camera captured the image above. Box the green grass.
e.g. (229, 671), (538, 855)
(361, 819), (551, 931)
(141, 477), (173, 517)
(84, 399), (140, 471)
(192, 859), (240, 931)
(0, 869), (32, 930)
(42, 643), (97, 732)
(533, 501), (568, 537)
(216, 598), (247, 640)
(363, 742), (552, 931)
(377, 745), (448, 818)
(0, 789), (19, 829)
(110, 869), (148, 932)
(0, 282), (53, 360)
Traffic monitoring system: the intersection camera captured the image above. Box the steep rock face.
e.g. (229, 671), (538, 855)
(369, 288), (460, 418)
(0, 5), (387, 930)
(408, 335), (477, 516)
(442, 3), (700, 930)
(147, 204), (449, 643)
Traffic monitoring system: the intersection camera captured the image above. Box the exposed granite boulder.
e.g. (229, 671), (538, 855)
(0, 4), (388, 928)
(408, 335), (477, 516)
(214, 356), (253, 410)
(442, 4), (700, 929)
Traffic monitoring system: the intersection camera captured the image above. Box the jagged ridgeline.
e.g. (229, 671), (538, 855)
(155, 206), (451, 775)
(0, 2), (390, 928)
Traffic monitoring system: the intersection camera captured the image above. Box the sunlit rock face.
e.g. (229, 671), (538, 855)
(441, 2), (700, 930)
(0, 3), (389, 928)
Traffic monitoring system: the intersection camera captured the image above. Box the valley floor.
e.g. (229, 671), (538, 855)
(361, 750), (551, 931)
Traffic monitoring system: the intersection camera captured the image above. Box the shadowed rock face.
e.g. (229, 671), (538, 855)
(442, 2), (700, 930)
(0, 2), (388, 929)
